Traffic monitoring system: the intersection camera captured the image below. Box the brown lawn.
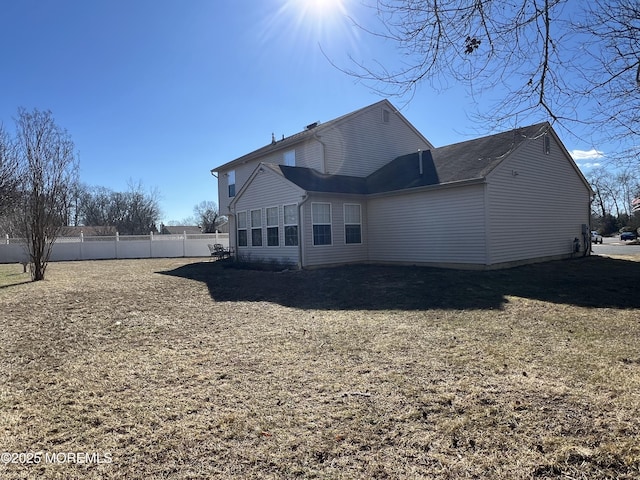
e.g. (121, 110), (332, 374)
(1, 256), (639, 479)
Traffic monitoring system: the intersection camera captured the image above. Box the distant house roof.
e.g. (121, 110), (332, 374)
(264, 122), (551, 195)
(59, 226), (117, 236)
(161, 225), (202, 235)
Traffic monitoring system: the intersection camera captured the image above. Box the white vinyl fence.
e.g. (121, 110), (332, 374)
(0, 232), (229, 263)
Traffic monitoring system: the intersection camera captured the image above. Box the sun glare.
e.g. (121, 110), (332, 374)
(284, 0), (350, 34)
(261, 0), (358, 63)
(300, 0), (347, 19)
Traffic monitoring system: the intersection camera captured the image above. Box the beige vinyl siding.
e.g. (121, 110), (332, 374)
(302, 195), (368, 267)
(291, 140), (323, 170)
(367, 184), (488, 266)
(244, 141), (323, 171)
(486, 135), (591, 265)
(218, 141), (323, 215)
(218, 162), (258, 215)
(233, 169), (304, 265)
(321, 106), (430, 177)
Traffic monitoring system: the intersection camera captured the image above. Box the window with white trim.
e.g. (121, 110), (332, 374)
(344, 204), (362, 244)
(266, 206), (279, 246)
(228, 170), (236, 197)
(283, 149), (295, 166)
(237, 211), (247, 247)
(250, 209), (262, 246)
(284, 204), (298, 246)
(312, 203), (332, 246)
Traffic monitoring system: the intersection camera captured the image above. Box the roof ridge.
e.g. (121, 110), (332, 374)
(212, 100), (395, 171)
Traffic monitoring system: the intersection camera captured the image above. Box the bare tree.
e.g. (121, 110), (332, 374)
(79, 182), (162, 235)
(0, 124), (20, 215)
(14, 109), (79, 281)
(580, 0), (640, 142)
(193, 200), (220, 233)
(343, 0), (639, 143)
(588, 167), (623, 219)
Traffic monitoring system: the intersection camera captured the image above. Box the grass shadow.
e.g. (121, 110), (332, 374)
(158, 255), (640, 311)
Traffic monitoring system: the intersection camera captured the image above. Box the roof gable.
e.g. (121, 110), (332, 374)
(229, 162), (306, 208)
(366, 122), (551, 194)
(212, 100), (432, 173)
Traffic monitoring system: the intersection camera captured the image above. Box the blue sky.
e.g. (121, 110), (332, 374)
(0, 0), (604, 224)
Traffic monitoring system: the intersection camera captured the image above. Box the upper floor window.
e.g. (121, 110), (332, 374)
(382, 109), (390, 123)
(228, 170), (236, 197)
(283, 150), (295, 167)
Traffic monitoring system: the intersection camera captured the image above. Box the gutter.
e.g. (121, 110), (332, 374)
(367, 177), (487, 199)
(297, 194), (310, 269)
(313, 132), (327, 174)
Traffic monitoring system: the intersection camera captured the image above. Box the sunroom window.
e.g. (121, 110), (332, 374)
(312, 203), (332, 246)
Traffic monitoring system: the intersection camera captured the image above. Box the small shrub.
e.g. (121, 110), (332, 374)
(225, 254), (295, 272)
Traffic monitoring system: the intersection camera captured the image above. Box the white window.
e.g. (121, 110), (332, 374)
(312, 203), (332, 246)
(251, 209), (262, 246)
(228, 170), (236, 197)
(283, 149), (295, 167)
(284, 204), (298, 246)
(344, 204), (362, 244)
(266, 206), (279, 247)
(237, 211), (247, 247)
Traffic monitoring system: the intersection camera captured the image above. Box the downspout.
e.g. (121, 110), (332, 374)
(297, 194), (310, 269)
(313, 133), (327, 174)
(228, 204), (237, 260)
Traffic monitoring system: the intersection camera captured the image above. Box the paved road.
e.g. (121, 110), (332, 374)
(591, 236), (640, 257)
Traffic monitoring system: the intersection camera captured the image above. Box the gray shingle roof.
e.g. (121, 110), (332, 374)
(278, 165), (368, 194)
(272, 122), (550, 195)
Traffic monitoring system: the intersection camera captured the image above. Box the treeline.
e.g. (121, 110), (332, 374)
(588, 167), (640, 235)
(71, 183), (161, 236)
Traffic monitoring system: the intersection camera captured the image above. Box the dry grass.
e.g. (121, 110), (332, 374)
(1, 256), (639, 479)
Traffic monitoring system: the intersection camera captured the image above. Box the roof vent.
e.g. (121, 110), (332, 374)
(271, 133), (276, 145)
(306, 121), (319, 130)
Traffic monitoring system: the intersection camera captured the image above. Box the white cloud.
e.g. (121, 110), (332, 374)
(577, 162), (602, 169)
(570, 149), (604, 160)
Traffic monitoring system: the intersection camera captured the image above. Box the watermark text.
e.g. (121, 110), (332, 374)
(1, 451), (112, 465)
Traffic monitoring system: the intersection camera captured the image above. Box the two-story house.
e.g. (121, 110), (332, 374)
(212, 100), (593, 269)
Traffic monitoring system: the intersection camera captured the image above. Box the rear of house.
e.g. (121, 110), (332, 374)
(212, 101), (593, 270)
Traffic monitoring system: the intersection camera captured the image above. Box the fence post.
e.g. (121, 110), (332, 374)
(5, 234), (8, 245)
(150, 231), (154, 258)
(115, 232), (119, 259)
(183, 231), (187, 257)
